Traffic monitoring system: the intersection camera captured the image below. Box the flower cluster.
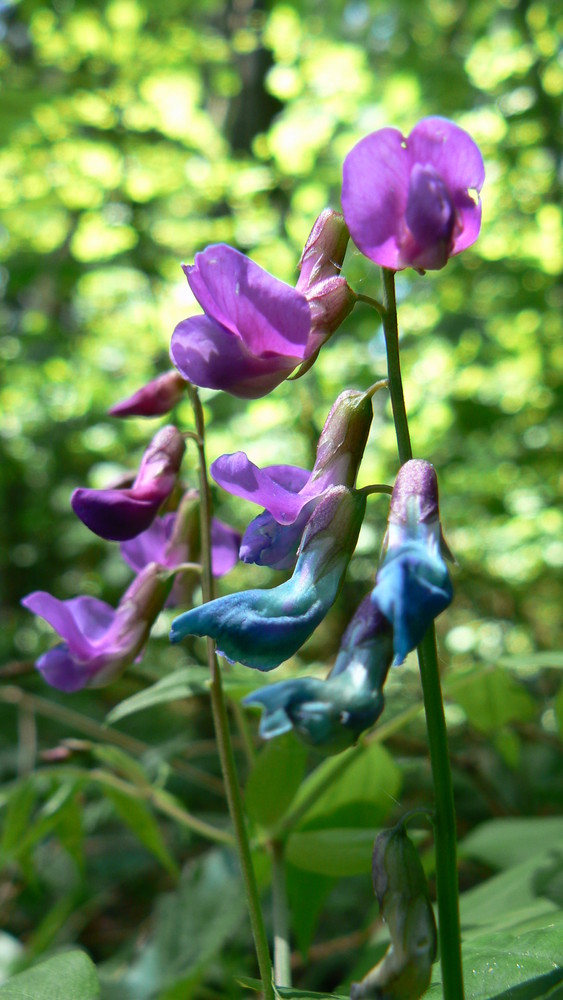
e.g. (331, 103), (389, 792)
(24, 115), (478, 752)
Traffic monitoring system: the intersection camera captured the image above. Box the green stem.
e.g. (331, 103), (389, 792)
(381, 268), (412, 465)
(378, 268), (465, 1000)
(188, 386), (274, 1000)
(271, 840), (292, 987)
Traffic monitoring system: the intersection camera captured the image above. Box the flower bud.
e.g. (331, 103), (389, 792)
(108, 371), (187, 418)
(350, 824), (437, 1000)
(295, 209), (356, 360)
(71, 425), (186, 542)
(372, 460), (453, 665)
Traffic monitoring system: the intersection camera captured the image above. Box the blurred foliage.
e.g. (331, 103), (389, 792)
(1, 0), (562, 995)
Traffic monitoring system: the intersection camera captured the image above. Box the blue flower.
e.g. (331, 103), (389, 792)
(372, 460), (453, 665)
(243, 595), (394, 754)
(170, 486), (366, 670)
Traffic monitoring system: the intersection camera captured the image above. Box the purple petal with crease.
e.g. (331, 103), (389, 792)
(121, 513), (177, 573)
(171, 314), (301, 399)
(342, 128), (409, 270)
(183, 244), (311, 357)
(211, 454), (313, 524)
(21, 592), (114, 660)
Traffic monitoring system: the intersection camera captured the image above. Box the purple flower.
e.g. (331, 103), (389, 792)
(21, 564), (168, 692)
(120, 503), (241, 578)
(108, 371), (187, 418)
(372, 460), (453, 665)
(211, 385), (379, 568)
(71, 425), (185, 542)
(170, 245), (313, 399)
(342, 117), (485, 271)
(170, 486), (366, 670)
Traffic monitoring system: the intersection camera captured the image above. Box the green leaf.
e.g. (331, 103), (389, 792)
(105, 667), (211, 723)
(286, 827), (376, 876)
(461, 817), (563, 871)
(98, 851), (246, 1000)
(92, 745), (152, 788)
(290, 742), (402, 832)
(448, 667), (536, 733)
(428, 911), (563, 1000)
(0, 950), (100, 999)
(102, 786), (178, 877)
(0, 779), (36, 862)
(460, 853), (561, 932)
(245, 734), (307, 828)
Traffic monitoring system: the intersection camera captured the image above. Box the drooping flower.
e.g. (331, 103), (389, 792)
(211, 384), (380, 569)
(342, 116), (485, 271)
(350, 823), (437, 1000)
(71, 425), (185, 542)
(243, 595), (393, 754)
(21, 564), (169, 692)
(108, 371), (187, 418)
(170, 485), (366, 670)
(371, 460), (453, 665)
(170, 244), (313, 399)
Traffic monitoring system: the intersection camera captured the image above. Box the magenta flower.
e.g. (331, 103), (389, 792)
(71, 426), (185, 542)
(342, 117), (485, 271)
(211, 386), (377, 569)
(21, 564), (168, 692)
(170, 244), (313, 399)
(108, 371), (186, 418)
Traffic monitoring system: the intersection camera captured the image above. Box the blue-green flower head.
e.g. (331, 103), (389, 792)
(243, 595), (393, 754)
(372, 460), (453, 665)
(170, 486), (366, 671)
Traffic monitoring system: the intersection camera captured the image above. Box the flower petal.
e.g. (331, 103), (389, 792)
(22, 592), (115, 660)
(71, 487), (164, 542)
(210, 517), (241, 576)
(342, 127), (409, 269)
(171, 314), (300, 399)
(183, 244), (311, 357)
(210, 454), (312, 524)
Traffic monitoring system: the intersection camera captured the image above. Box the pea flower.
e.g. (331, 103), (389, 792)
(21, 564), (169, 692)
(170, 485), (366, 671)
(372, 460), (453, 665)
(211, 385), (380, 569)
(71, 425), (186, 542)
(170, 244), (312, 399)
(243, 595), (393, 755)
(350, 823), (437, 1000)
(108, 371), (187, 418)
(342, 116), (485, 271)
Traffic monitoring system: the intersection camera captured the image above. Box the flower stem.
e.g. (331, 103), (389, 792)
(188, 385), (274, 1000)
(380, 268), (412, 465)
(378, 269), (465, 1000)
(271, 839), (292, 988)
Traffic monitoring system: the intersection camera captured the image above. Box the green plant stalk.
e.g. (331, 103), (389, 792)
(380, 268), (465, 1000)
(188, 385), (274, 1000)
(271, 840), (292, 987)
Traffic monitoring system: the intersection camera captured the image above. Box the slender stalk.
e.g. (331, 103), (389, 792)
(188, 385), (274, 1000)
(271, 840), (292, 987)
(378, 268), (465, 1000)
(380, 268), (412, 464)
